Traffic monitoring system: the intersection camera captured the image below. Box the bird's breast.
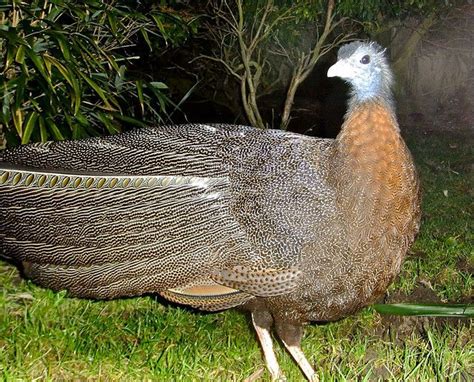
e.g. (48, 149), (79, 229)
(293, 101), (422, 320)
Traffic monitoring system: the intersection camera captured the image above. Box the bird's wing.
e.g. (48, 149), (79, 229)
(0, 124), (332, 308)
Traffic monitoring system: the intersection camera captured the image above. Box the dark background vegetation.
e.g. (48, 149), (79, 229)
(0, 0), (472, 144)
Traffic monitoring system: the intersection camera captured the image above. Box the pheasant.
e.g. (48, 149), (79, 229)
(0, 41), (420, 381)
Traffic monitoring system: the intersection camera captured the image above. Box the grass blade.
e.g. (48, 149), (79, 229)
(21, 111), (39, 144)
(373, 303), (474, 317)
(46, 118), (65, 141)
(136, 80), (144, 115)
(25, 50), (54, 92)
(12, 106), (23, 137)
(38, 116), (48, 142)
(78, 71), (115, 111)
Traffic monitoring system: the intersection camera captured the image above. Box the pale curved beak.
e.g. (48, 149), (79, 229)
(327, 59), (352, 79)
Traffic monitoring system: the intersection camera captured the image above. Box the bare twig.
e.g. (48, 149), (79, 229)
(280, 0), (335, 129)
(203, 0), (351, 130)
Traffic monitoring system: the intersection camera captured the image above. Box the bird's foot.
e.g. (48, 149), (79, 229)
(243, 367), (264, 382)
(243, 367), (286, 382)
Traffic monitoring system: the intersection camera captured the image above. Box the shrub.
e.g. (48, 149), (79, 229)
(0, 0), (197, 145)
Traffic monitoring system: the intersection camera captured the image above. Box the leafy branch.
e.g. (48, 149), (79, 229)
(0, 0), (196, 145)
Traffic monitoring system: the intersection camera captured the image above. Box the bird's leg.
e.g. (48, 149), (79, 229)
(276, 322), (318, 382)
(281, 342), (317, 382)
(251, 311), (285, 381)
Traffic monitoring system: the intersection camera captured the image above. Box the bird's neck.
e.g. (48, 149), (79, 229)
(335, 99), (402, 175)
(331, 98), (416, 221)
(349, 81), (394, 110)
(330, 99), (420, 301)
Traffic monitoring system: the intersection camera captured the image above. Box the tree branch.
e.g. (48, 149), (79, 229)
(280, 0), (341, 129)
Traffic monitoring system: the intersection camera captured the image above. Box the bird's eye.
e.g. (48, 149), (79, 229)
(360, 55), (370, 64)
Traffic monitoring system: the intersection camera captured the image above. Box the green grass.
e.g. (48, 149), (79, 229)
(0, 128), (473, 381)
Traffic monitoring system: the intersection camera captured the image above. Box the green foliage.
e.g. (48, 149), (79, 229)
(336, 0), (461, 32)
(236, 0), (458, 31)
(0, 0), (197, 145)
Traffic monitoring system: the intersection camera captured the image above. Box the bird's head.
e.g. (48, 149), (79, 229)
(327, 41), (393, 105)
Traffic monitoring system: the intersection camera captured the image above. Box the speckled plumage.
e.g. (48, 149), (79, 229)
(0, 41), (421, 381)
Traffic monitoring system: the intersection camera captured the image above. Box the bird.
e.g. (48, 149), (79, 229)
(0, 41), (421, 381)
